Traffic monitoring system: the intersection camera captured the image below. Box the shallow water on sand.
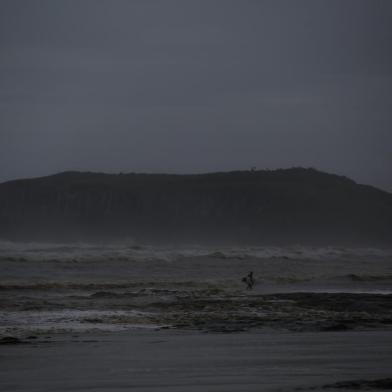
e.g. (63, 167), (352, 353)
(1, 329), (392, 392)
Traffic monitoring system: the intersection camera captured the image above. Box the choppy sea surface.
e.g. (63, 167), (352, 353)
(1, 241), (392, 336)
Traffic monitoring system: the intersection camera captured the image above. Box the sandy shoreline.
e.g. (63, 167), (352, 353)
(1, 329), (392, 392)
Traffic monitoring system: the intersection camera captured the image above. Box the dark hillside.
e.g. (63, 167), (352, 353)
(0, 168), (391, 245)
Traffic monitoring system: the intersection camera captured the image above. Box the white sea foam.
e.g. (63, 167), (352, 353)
(0, 309), (158, 335)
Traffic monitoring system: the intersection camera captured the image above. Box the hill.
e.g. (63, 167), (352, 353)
(0, 168), (391, 245)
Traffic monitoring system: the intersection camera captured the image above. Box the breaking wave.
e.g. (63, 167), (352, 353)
(1, 240), (392, 263)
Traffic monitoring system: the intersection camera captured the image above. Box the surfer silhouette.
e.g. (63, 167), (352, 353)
(242, 271), (255, 290)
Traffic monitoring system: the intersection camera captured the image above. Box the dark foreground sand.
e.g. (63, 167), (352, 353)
(1, 329), (392, 392)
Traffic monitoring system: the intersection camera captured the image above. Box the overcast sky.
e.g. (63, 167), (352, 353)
(1, 0), (391, 191)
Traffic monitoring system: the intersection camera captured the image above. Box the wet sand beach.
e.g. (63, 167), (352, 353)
(1, 329), (392, 392)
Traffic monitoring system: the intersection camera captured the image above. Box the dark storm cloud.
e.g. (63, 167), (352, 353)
(0, 0), (391, 190)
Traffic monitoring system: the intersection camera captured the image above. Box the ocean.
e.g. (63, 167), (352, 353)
(1, 241), (392, 336)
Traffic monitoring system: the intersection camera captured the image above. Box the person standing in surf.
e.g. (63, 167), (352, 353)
(242, 271), (255, 290)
